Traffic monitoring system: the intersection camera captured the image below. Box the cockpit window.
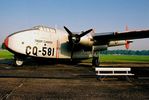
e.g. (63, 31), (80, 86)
(33, 26), (56, 33)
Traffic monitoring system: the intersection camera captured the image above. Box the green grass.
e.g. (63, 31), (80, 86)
(0, 50), (13, 59)
(100, 54), (149, 63)
(82, 54), (149, 63)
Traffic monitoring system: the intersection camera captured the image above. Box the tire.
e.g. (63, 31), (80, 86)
(14, 55), (24, 67)
(14, 59), (24, 67)
(92, 57), (99, 67)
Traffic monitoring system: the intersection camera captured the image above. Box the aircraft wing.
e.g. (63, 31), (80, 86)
(93, 30), (149, 44)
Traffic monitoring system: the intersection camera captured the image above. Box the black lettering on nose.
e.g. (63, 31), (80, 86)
(26, 46), (31, 55)
(33, 46), (38, 56)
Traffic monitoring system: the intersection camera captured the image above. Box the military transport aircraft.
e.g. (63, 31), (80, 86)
(3, 26), (149, 66)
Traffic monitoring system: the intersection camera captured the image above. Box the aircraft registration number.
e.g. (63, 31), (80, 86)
(26, 46), (55, 56)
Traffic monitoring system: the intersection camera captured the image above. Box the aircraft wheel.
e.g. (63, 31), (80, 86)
(92, 57), (99, 67)
(14, 56), (24, 67)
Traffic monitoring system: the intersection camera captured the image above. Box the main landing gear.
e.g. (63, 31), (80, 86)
(92, 57), (99, 67)
(92, 51), (100, 67)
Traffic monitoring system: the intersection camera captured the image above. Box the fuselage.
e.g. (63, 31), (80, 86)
(4, 26), (94, 59)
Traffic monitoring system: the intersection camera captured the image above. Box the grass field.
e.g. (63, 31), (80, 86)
(0, 50), (149, 63)
(100, 54), (149, 63)
(0, 50), (13, 59)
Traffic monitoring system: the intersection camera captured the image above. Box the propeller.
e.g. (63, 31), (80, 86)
(64, 26), (93, 60)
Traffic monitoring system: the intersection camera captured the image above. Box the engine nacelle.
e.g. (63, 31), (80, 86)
(108, 40), (132, 47)
(79, 33), (94, 47)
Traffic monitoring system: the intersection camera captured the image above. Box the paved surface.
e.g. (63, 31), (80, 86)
(0, 59), (149, 100)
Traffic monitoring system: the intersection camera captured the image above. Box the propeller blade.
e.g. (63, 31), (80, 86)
(79, 29), (93, 37)
(64, 26), (73, 36)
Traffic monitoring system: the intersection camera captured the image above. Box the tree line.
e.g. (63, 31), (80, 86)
(100, 50), (149, 55)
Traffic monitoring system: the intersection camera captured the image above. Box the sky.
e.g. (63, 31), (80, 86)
(0, 0), (149, 50)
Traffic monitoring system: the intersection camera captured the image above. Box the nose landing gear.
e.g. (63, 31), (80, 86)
(14, 55), (25, 67)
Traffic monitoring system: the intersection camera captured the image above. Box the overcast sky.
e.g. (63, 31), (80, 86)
(0, 0), (149, 50)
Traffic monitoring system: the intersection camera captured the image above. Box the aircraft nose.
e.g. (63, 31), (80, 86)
(4, 36), (9, 48)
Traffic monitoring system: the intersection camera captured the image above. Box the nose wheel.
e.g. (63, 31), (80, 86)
(14, 55), (24, 67)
